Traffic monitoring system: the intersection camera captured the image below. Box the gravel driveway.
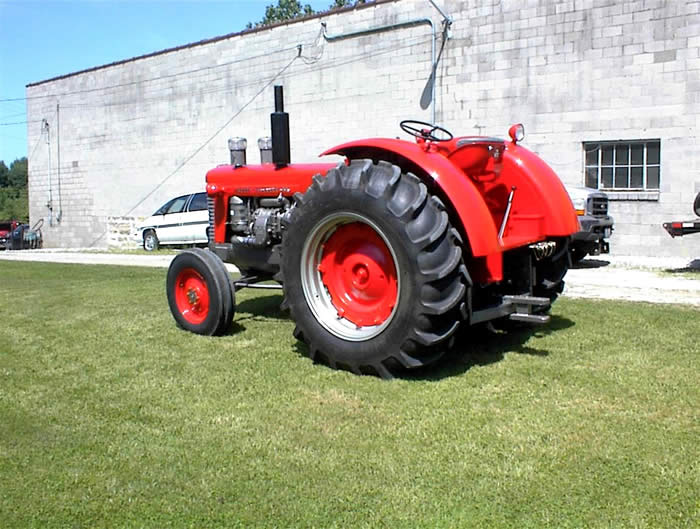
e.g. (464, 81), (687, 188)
(1, 249), (699, 307)
(564, 257), (700, 306)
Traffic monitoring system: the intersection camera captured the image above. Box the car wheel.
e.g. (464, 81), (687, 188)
(143, 230), (159, 251)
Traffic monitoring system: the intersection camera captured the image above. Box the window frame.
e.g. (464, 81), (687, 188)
(187, 192), (208, 212)
(163, 195), (188, 215)
(584, 140), (660, 192)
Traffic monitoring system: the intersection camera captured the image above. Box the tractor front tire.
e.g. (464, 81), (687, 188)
(280, 160), (467, 378)
(166, 249), (235, 336)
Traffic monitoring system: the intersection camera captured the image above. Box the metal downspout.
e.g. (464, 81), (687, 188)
(56, 103), (62, 223)
(428, 0), (452, 25)
(321, 18), (437, 123)
(42, 119), (53, 227)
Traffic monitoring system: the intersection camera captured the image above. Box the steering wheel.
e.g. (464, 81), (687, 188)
(400, 120), (453, 142)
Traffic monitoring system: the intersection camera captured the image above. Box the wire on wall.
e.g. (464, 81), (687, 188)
(47, 33), (431, 112)
(19, 21), (443, 248)
(87, 50), (301, 247)
(0, 45), (304, 105)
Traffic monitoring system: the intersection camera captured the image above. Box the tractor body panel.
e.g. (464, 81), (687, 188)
(321, 139), (502, 258)
(321, 137), (579, 283)
(206, 163), (335, 244)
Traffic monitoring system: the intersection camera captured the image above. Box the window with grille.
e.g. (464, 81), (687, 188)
(584, 140), (660, 190)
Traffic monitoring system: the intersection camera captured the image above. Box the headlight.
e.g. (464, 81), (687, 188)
(508, 124), (525, 143)
(571, 197), (586, 216)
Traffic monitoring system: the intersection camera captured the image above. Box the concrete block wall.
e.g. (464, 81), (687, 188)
(26, 0), (700, 259)
(440, 0), (700, 259)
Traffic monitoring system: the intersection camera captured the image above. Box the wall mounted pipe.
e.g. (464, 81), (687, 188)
(321, 18), (437, 123)
(428, 0), (452, 26)
(56, 103), (62, 223)
(42, 119), (53, 227)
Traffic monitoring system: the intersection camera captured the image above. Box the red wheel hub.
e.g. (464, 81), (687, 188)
(174, 268), (210, 325)
(318, 222), (398, 327)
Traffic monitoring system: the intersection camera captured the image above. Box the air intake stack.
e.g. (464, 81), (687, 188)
(228, 137), (247, 166)
(271, 85), (291, 167)
(258, 137), (273, 164)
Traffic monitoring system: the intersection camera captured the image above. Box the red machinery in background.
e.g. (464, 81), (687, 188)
(664, 192), (700, 237)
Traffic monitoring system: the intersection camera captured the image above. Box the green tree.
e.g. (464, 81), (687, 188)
(0, 188), (28, 221)
(0, 157), (28, 221)
(0, 161), (8, 187)
(246, 0), (315, 29)
(7, 157), (27, 188)
(328, 0), (367, 9)
(245, 0), (372, 28)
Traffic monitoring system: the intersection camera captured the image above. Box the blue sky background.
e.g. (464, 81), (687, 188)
(0, 0), (331, 163)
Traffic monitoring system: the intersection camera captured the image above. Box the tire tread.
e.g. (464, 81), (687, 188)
(280, 160), (469, 377)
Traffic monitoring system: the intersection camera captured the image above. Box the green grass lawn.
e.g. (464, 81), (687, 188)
(1, 261), (698, 528)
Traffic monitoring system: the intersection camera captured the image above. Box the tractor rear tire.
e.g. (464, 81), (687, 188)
(279, 160), (467, 378)
(166, 248), (235, 335)
(532, 237), (570, 309)
(569, 244), (587, 264)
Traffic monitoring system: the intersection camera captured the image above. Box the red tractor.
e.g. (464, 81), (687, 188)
(166, 87), (579, 377)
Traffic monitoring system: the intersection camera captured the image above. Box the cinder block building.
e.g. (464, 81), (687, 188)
(26, 0), (700, 258)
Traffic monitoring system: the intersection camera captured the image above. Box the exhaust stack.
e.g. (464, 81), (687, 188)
(271, 85), (291, 167)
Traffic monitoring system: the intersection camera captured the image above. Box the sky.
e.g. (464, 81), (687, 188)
(0, 0), (331, 163)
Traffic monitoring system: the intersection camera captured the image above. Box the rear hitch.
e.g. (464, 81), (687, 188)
(503, 295), (551, 324)
(470, 294), (551, 325)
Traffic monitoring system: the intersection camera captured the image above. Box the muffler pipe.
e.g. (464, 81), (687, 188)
(271, 85), (291, 167)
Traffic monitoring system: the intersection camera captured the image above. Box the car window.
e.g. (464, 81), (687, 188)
(164, 196), (188, 215)
(154, 198), (174, 215)
(188, 192), (207, 212)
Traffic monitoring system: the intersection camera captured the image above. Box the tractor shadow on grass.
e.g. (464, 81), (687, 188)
(231, 294), (286, 330)
(572, 258), (610, 269)
(664, 258), (700, 274)
(218, 321), (247, 336)
(216, 293), (286, 335)
(402, 314), (576, 381)
(231, 293), (576, 381)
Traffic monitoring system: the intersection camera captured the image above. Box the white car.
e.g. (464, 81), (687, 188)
(134, 192), (209, 251)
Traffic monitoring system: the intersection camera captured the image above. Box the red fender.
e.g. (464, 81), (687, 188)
(321, 139), (502, 257)
(498, 144), (580, 243)
(321, 139), (579, 254)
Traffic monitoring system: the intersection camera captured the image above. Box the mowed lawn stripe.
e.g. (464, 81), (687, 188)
(0, 261), (697, 528)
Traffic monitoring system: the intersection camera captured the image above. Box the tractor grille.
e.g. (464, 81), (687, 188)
(589, 196), (608, 217)
(207, 197), (215, 242)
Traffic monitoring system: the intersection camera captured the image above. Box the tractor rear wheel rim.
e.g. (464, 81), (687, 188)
(174, 268), (210, 325)
(301, 213), (400, 341)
